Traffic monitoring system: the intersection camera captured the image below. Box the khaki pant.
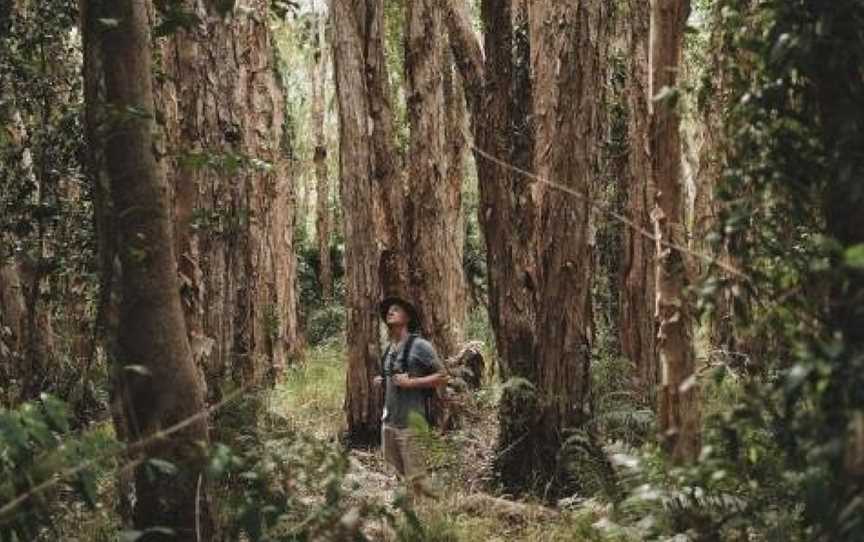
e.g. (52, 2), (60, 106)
(382, 424), (425, 482)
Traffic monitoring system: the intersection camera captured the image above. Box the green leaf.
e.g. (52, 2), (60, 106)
(844, 244), (864, 269)
(652, 85), (680, 106)
(123, 364), (151, 376)
(147, 458), (179, 476)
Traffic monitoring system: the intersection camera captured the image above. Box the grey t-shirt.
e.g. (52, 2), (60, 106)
(383, 336), (443, 429)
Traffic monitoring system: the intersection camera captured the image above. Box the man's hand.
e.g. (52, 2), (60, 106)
(393, 373), (412, 388)
(373, 375), (384, 387)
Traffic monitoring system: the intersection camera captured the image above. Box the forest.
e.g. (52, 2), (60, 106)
(1, 0), (863, 540)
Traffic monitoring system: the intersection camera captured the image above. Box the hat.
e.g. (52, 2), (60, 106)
(379, 296), (420, 331)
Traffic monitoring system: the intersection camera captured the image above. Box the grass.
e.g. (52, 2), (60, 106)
(270, 340), (641, 541)
(272, 342), (346, 440)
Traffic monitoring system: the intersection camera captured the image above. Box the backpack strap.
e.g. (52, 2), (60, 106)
(379, 344), (391, 378)
(399, 334), (418, 371)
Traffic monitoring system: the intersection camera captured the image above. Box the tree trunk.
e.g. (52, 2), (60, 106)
(443, 0), (540, 490)
(650, 0), (700, 463)
(404, 0), (466, 358)
(153, 0), (298, 399)
(311, 9), (333, 302)
(812, 4), (864, 484)
(332, 0), (386, 445)
(86, 0), (215, 537)
(620, 0), (658, 398)
(530, 0), (606, 489)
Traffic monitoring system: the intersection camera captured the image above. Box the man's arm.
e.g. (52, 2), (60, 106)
(393, 371), (447, 389)
(393, 339), (447, 389)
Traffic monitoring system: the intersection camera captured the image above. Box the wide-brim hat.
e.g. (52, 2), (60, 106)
(379, 296), (420, 331)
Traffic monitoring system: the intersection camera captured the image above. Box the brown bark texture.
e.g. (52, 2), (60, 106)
(331, 0), (387, 445)
(443, 0), (540, 489)
(86, 0), (215, 537)
(153, 0), (298, 398)
(530, 0), (606, 466)
(404, 0), (466, 359)
(620, 0), (658, 398)
(650, 0), (701, 463)
(311, 10), (333, 302)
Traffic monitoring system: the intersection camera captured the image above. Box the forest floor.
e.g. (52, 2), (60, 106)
(272, 343), (626, 541)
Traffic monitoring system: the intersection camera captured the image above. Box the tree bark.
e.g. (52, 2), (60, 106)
(311, 9), (333, 302)
(404, 0), (466, 359)
(443, 0), (540, 490)
(85, 0), (215, 537)
(530, 0), (606, 487)
(153, 0), (298, 398)
(620, 0), (658, 398)
(332, 0), (386, 445)
(650, 0), (700, 463)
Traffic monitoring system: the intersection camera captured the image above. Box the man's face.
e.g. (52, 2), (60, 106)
(385, 303), (410, 328)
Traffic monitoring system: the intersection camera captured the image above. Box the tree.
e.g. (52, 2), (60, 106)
(153, 0), (299, 398)
(331, 0), (388, 445)
(529, 0), (607, 487)
(649, 0), (700, 462)
(403, 0), (466, 359)
(620, 0), (658, 397)
(83, 0), (214, 537)
(443, 0), (539, 488)
(310, 9), (334, 302)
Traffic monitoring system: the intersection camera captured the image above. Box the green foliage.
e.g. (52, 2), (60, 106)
(678, 1), (864, 539)
(209, 421), (370, 541)
(590, 356), (654, 447)
(0, 395), (120, 540)
(0, 0), (100, 410)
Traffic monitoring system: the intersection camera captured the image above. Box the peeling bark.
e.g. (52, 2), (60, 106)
(650, 0), (700, 463)
(332, 0), (386, 445)
(404, 0), (466, 358)
(620, 0), (658, 398)
(153, 1), (299, 397)
(530, 0), (607, 480)
(311, 10), (333, 302)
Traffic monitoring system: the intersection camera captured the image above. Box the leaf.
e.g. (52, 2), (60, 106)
(123, 364), (151, 376)
(844, 244), (864, 269)
(147, 458), (179, 476)
(652, 85), (680, 106)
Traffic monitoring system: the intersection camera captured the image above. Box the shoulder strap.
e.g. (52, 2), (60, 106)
(399, 334), (418, 368)
(380, 344), (391, 377)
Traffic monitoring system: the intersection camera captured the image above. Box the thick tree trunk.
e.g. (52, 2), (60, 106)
(404, 0), (466, 358)
(311, 10), (333, 302)
(530, 0), (606, 487)
(80, 0), (133, 521)
(620, 0), (658, 398)
(153, 0), (298, 398)
(332, 0), (386, 445)
(86, 0), (215, 537)
(443, 0), (539, 489)
(650, 0), (700, 463)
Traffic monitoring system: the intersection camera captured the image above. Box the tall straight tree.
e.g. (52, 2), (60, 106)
(332, 0), (396, 444)
(154, 0), (298, 399)
(310, 9), (333, 301)
(620, 0), (658, 397)
(649, 0), (700, 462)
(83, 0), (214, 537)
(443, 0), (539, 488)
(530, 0), (607, 480)
(404, 0), (466, 358)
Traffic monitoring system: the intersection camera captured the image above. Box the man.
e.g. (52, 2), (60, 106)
(373, 296), (447, 500)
